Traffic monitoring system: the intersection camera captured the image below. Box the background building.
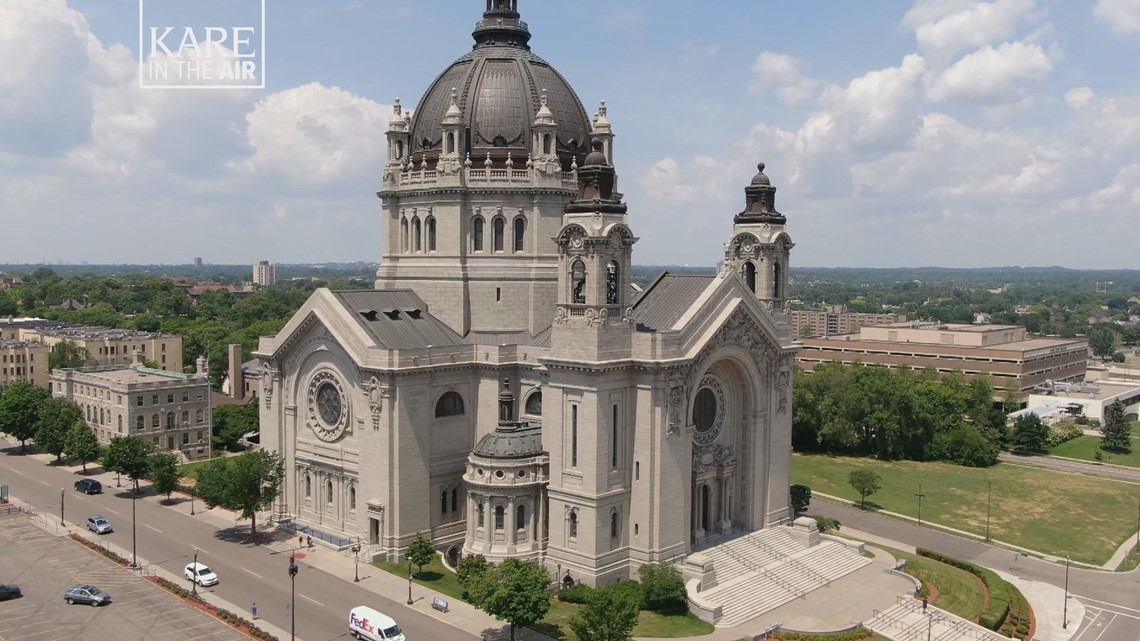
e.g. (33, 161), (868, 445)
(797, 321), (1088, 395)
(789, 305), (905, 339)
(0, 318), (183, 372)
(253, 260), (276, 286)
(1025, 380), (1140, 423)
(0, 340), (50, 388)
(51, 358), (211, 461)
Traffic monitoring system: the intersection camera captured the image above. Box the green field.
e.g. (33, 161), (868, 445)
(792, 454), (1140, 565)
(1050, 435), (1140, 468)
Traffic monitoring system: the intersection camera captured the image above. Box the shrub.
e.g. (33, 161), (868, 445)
(558, 583), (594, 604)
(637, 562), (687, 611)
(916, 548), (1025, 636)
(612, 579), (644, 609)
(932, 426), (999, 467)
(791, 484), (812, 514)
(773, 628), (873, 641)
(807, 515), (841, 534)
(1046, 423), (1083, 448)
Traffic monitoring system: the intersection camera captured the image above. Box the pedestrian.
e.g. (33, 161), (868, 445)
(307, 535), (313, 548)
(922, 596), (928, 612)
(914, 585), (921, 598)
(251, 602), (258, 620)
(298, 535), (303, 548)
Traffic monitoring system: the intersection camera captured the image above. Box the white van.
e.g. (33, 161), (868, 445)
(348, 606), (406, 641)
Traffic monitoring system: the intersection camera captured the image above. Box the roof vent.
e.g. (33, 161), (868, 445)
(358, 309), (379, 321)
(404, 308), (422, 319)
(383, 309), (401, 320)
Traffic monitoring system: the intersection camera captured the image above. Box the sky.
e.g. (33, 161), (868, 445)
(1, 0), (1138, 269)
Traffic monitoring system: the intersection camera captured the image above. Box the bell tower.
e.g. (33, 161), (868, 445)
(724, 162), (794, 311)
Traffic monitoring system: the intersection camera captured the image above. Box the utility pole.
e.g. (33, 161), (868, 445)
(1062, 555), (1070, 629)
(915, 484), (927, 527)
(59, 488), (65, 526)
(985, 480), (992, 541)
(288, 553), (298, 641)
(191, 548), (199, 597)
(130, 479), (138, 569)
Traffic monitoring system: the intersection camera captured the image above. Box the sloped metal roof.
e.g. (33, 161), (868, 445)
(631, 272), (715, 333)
(472, 421), (544, 459)
(330, 290), (464, 349)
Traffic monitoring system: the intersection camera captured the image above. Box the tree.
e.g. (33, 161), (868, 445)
(406, 532), (436, 575)
(1010, 413), (1050, 452)
(637, 562), (686, 612)
(48, 340), (89, 369)
(35, 397), (83, 462)
(1100, 400), (1132, 453)
(103, 436), (154, 493)
(848, 469), (882, 508)
(569, 583), (641, 641)
(790, 484), (812, 515)
(812, 515), (841, 534)
(455, 553), (489, 599)
(468, 558), (552, 641)
(64, 421), (101, 472)
(1088, 326), (1117, 360)
(194, 449), (283, 535)
(0, 381), (51, 451)
(148, 452), (180, 501)
(212, 402), (259, 452)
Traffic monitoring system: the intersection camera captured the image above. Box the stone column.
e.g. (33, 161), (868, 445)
(507, 496), (517, 546)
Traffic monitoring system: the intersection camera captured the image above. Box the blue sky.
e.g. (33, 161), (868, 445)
(2, 0), (1138, 268)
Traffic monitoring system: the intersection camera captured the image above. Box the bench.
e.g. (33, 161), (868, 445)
(431, 597), (449, 613)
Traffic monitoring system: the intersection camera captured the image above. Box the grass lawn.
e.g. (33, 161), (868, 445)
(374, 558), (712, 640)
(1050, 436), (1140, 468)
(889, 549), (986, 622)
(793, 454), (1139, 565)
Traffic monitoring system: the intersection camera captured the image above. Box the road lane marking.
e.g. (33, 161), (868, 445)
(104, 508), (122, 515)
(1078, 597), (1140, 616)
(38, 479), (52, 487)
(241, 567), (263, 579)
(145, 524), (163, 533)
(300, 593), (324, 607)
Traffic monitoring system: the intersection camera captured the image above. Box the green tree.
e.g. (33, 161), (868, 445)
(103, 436), (154, 493)
(48, 340), (89, 369)
(1100, 400), (1132, 453)
(468, 558), (552, 641)
(406, 532), (436, 575)
(568, 583), (641, 641)
(35, 397), (83, 462)
(148, 452), (180, 500)
(212, 402), (259, 452)
(455, 553), (489, 599)
(932, 425), (1000, 467)
(0, 381), (51, 451)
(63, 421), (101, 472)
(1010, 413), (1050, 452)
(848, 469), (882, 508)
(1089, 326), (1117, 359)
(194, 449), (283, 535)
(637, 562), (686, 611)
(790, 484), (812, 515)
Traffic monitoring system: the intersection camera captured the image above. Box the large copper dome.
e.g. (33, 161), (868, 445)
(408, 1), (592, 167)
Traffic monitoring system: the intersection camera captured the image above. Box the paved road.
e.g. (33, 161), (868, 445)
(998, 452), (1140, 483)
(0, 449), (480, 641)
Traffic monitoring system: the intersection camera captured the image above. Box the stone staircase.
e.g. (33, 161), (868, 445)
(696, 527), (872, 627)
(867, 598), (1011, 641)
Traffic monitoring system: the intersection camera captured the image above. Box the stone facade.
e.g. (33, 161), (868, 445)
(0, 340), (50, 388)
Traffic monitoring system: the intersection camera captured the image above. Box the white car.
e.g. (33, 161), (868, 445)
(184, 562), (219, 587)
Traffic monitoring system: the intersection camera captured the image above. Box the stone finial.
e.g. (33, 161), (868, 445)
(505, 152), (514, 169)
(464, 152), (472, 168)
(485, 151), (493, 168)
(393, 98), (401, 115)
(570, 157), (578, 171)
(541, 88), (549, 107)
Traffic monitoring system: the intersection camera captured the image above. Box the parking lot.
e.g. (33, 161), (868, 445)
(0, 514), (247, 641)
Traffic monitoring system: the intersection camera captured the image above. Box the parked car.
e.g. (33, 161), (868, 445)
(0, 584), (21, 601)
(184, 562), (219, 587)
(64, 585), (110, 606)
(74, 479), (102, 495)
(86, 515), (113, 534)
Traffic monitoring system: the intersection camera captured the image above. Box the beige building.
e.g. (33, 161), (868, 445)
(1026, 380), (1140, 423)
(258, 2), (796, 589)
(789, 305), (905, 339)
(51, 361), (211, 461)
(0, 340), (51, 388)
(0, 319), (183, 372)
(253, 260), (276, 286)
(798, 321), (1088, 394)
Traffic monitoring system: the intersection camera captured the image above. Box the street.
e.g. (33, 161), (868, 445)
(0, 447), (480, 641)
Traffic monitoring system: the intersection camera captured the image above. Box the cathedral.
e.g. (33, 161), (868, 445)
(256, 0), (798, 587)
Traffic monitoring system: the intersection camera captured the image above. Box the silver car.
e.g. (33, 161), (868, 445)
(64, 585), (110, 606)
(87, 515), (113, 534)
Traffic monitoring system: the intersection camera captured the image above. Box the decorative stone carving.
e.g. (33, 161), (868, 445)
(364, 375), (384, 429)
(306, 370), (350, 442)
(664, 370), (686, 437)
(692, 443), (735, 474)
(775, 356), (791, 415)
(692, 375), (727, 446)
(260, 364), (277, 410)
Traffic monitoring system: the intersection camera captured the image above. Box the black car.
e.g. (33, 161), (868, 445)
(0, 584), (21, 601)
(74, 479), (102, 495)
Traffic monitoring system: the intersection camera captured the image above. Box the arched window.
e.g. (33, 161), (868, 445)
(451, 488), (458, 513)
(326, 480), (334, 505)
(611, 511), (619, 539)
(569, 511), (578, 538)
(426, 217), (437, 252)
(349, 486), (356, 511)
(606, 261), (619, 305)
(99, 408), (104, 424)
(395, 140), (404, 159)
(196, 409), (203, 423)
(441, 490), (448, 516)
(181, 410), (189, 425)
(524, 390), (542, 416)
(446, 132), (455, 154)
(513, 217), (525, 252)
(117, 415), (122, 430)
(571, 260), (586, 304)
(401, 218), (409, 253)
(304, 474), (312, 499)
(493, 218), (504, 252)
(773, 262), (782, 299)
(543, 134), (551, 155)
(85, 406), (91, 421)
(412, 217), (422, 252)
(166, 412), (175, 428)
(494, 506), (504, 530)
(136, 416), (144, 430)
(473, 217), (484, 251)
(151, 413), (159, 428)
(434, 391), (465, 417)
(477, 503), (485, 528)
(741, 261), (756, 293)
(516, 504), (526, 531)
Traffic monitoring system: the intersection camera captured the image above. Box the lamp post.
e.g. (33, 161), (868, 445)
(288, 553), (298, 641)
(406, 557), (413, 605)
(985, 480), (992, 541)
(1062, 555), (1070, 629)
(116, 472), (121, 488)
(190, 486), (196, 516)
(926, 612), (933, 641)
(915, 484), (927, 527)
(130, 478), (138, 569)
(351, 543), (361, 582)
(191, 547), (199, 597)
(59, 488), (65, 526)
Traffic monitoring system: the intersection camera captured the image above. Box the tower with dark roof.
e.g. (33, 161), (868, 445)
(724, 163), (795, 311)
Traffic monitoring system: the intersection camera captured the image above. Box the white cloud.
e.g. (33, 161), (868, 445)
(904, 0), (1041, 61)
(639, 157), (697, 202)
(750, 51), (819, 105)
(1095, 0), (1140, 36)
(1065, 86), (1096, 110)
(1087, 163), (1140, 205)
(926, 41), (1053, 102)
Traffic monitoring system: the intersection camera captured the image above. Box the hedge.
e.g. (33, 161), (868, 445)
(772, 628), (874, 641)
(916, 548), (1031, 639)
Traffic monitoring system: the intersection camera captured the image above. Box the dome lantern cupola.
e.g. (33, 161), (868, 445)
(473, 0), (531, 50)
(734, 162), (786, 225)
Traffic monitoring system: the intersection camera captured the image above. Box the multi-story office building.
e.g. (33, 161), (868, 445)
(51, 359), (211, 461)
(789, 305), (906, 339)
(253, 260), (276, 286)
(0, 319), (183, 372)
(0, 340), (51, 388)
(797, 321), (1088, 395)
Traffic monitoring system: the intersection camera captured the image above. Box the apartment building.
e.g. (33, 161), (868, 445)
(0, 340), (51, 388)
(790, 304), (906, 339)
(797, 321), (1089, 395)
(0, 319), (183, 372)
(252, 260), (276, 286)
(51, 361), (211, 461)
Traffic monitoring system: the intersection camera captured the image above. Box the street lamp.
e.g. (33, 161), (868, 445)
(926, 612), (933, 641)
(190, 486), (196, 516)
(406, 556), (413, 605)
(129, 477), (138, 569)
(351, 543), (361, 582)
(59, 488), (65, 526)
(1062, 555), (1070, 629)
(191, 547), (199, 597)
(985, 480), (992, 541)
(915, 484), (927, 527)
(288, 553), (298, 641)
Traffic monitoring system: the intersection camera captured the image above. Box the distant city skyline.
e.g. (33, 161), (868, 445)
(2, 1), (1138, 268)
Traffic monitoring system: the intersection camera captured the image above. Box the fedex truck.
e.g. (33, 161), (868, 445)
(348, 606), (406, 641)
